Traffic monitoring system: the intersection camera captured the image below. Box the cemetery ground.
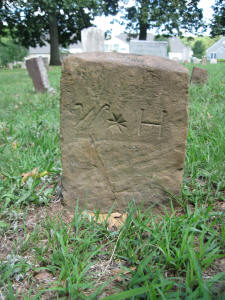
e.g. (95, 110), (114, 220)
(0, 63), (224, 299)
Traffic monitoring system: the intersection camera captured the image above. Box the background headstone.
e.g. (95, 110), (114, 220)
(192, 57), (201, 64)
(61, 53), (189, 212)
(25, 57), (53, 93)
(81, 27), (104, 52)
(42, 57), (49, 70)
(201, 57), (207, 65)
(129, 41), (168, 58)
(8, 63), (13, 70)
(21, 62), (26, 69)
(191, 67), (209, 84)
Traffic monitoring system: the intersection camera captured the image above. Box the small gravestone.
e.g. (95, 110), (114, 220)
(25, 57), (53, 93)
(81, 27), (104, 52)
(129, 41), (168, 58)
(60, 53), (189, 212)
(21, 62), (26, 69)
(191, 67), (209, 84)
(202, 57), (207, 65)
(8, 63), (13, 70)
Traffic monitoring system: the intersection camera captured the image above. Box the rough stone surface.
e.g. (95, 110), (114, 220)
(191, 67), (209, 84)
(26, 57), (51, 93)
(81, 27), (104, 52)
(60, 53), (189, 212)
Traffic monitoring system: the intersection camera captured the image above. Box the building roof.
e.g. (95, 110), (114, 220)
(206, 36), (225, 53)
(169, 37), (187, 53)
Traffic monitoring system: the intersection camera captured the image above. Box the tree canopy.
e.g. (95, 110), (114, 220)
(192, 40), (205, 58)
(0, 34), (28, 66)
(210, 0), (225, 37)
(0, 0), (119, 65)
(120, 0), (205, 40)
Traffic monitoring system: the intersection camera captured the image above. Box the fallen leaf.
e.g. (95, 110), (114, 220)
(12, 142), (17, 149)
(39, 171), (48, 177)
(21, 168), (38, 183)
(81, 211), (127, 230)
(0, 174), (6, 180)
(207, 112), (212, 119)
(21, 168), (49, 183)
(111, 266), (136, 282)
(35, 271), (53, 282)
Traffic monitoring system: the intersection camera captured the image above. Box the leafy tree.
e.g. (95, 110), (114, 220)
(181, 36), (222, 51)
(210, 0), (225, 36)
(0, 35), (28, 66)
(192, 40), (205, 58)
(121, 0), (204, 40)
(1, 0), (119, 65)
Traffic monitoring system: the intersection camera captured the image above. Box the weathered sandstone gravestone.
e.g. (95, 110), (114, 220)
(61, 53), (189, 212)
(26, 57), (53, 93)
(81, 27), (104, 52)
(191, 67), (209, 84)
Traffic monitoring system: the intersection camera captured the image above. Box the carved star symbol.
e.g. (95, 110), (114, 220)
(107, 113), (127, 132)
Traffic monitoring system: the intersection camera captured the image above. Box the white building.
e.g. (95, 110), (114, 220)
(206, 36), (225, 61)
(168, 37), (193, 62)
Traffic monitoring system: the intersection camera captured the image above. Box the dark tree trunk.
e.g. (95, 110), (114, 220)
(138, 0), (149, 40)
(48, 11), (61, 66)
(139, 21), (148, 40)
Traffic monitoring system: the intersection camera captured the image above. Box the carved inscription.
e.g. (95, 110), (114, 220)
(107, 113), (127, 132)
(138, 108), (165, 137)
(73, 103), (165, 138)
(74, 104), (110, 129)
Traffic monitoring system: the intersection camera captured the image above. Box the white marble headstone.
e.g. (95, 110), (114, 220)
(81, 27), (104, 52)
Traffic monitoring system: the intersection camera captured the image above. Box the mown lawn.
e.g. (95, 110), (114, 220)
(0, 63), (224, 299)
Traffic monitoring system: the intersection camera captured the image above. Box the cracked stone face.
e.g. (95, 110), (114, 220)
(60, 53), (189, 212)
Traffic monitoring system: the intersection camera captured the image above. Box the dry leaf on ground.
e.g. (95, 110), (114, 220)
(21, 168), (48, 183)
(35, 271), (54, 282)
(81, 211), (127, 230)
(12, 142), (17, 149)
(111, 266), (136, 282)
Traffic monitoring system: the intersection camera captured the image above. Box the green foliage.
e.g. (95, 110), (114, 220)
(1, 0), (119, 64)
(121, 0), (205, 39)
(181, 36), (222, 51)
(1, 0), (119, 47)
(0, 35), (28, 66)
(192, 40), (206, 58)
(210, 0), (225, 37)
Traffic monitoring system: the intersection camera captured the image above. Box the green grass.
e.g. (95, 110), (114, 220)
(0, 64), (224, 299)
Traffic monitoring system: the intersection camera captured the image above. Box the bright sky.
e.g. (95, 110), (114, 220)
(94, 0), (215, 36)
